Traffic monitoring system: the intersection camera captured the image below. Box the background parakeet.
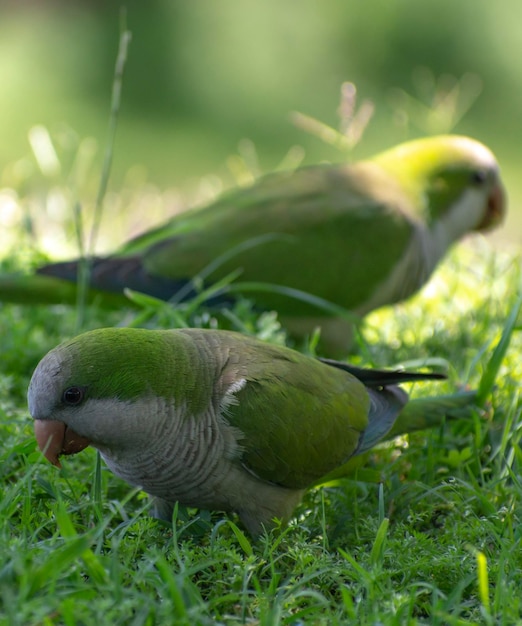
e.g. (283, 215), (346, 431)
(5, 134), (505, 352)
(28, 327), (474, 535)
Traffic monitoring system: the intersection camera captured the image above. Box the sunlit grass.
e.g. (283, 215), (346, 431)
(1, 235), (521, 624)
(1, 43), (521, 622)
(1, 106), (521, 626)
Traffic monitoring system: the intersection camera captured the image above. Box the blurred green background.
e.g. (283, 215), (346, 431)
(0, 0), (520, 248)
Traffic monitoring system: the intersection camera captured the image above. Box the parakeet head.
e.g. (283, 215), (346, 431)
(372, 135), (505, 234)
(27, 328), (205, 467)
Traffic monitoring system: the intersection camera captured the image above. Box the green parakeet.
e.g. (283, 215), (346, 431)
(8, 134), (505, 352)
(29, 327), (474, 535)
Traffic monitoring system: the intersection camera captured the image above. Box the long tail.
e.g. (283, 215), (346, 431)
(37, 257), (189, 301)
(314, 389), (478, 485)
(0, 257), (193, 308)
(386, 389), (478, 439)
(0, 272), (128, 307)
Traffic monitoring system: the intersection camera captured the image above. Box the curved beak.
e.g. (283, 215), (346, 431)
(477, 182), (506, 232)
(34, 420), (91, 468)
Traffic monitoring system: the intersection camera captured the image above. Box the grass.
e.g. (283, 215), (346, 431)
(1, 34), (522, 622)
(0, 238), (521, 625)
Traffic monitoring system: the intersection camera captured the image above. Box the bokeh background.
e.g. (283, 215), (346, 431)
(0, 0), (520, 252)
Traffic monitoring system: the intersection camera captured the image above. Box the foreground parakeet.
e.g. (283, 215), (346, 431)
(28, 327), (474, 534)
(0, 135), (505, 351)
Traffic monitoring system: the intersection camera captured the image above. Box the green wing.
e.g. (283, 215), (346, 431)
(212, 332), (370, 488)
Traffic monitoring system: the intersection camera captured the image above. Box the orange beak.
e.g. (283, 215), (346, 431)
(34, 420), (91, 468)
(476, 182), (506, 232)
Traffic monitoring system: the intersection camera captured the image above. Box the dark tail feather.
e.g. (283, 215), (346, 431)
(319, 358), (446, 387)
(37, 257), (191, 301)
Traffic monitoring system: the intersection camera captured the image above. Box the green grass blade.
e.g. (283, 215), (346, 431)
(477, 292), (522, 404)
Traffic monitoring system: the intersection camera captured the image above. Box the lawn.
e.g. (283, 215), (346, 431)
(1, 31), (521, 622)
(1, 234), (521, 624)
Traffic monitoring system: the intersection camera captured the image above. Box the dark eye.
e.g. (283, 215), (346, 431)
(62, 386), (85, 406)
(470, 170), (488, 186)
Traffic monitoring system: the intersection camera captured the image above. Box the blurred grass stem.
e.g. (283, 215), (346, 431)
(74, 17), (131, 328)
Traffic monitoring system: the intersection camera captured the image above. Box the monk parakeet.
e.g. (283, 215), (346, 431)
(28, 327), (474, 535)
(6, 135), (505, 352)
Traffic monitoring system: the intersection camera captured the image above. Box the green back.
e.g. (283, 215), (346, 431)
(119, 164), (415, 316)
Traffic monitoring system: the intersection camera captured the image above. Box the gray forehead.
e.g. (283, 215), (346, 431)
(27, 349), (71, 419)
